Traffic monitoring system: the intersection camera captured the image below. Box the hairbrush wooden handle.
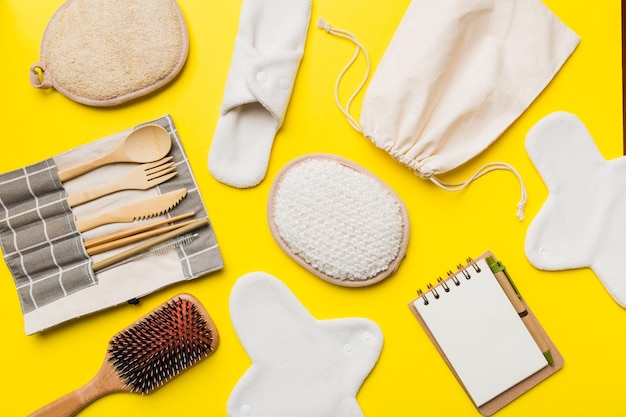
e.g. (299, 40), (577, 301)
(28, 293), (218, 416)
(28, 360), (127, 417)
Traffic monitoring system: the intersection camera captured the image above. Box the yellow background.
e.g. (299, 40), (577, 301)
(1, 1), (623, 416)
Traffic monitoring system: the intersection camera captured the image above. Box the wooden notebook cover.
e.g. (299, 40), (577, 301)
(408, 252), (564, 416)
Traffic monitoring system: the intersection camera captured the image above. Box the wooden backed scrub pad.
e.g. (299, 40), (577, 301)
(268, 154), (410, 287)
(29, 0), (189, 106)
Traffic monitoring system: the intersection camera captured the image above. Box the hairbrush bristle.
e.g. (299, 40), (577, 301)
(107, 296), (215, 394)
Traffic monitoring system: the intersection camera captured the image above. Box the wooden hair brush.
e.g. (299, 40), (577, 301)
(28, 293), (219, 417)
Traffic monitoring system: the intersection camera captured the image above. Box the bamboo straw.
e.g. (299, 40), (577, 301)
(92, 218), (210, 272)
(83, 211), (195, 249)
(87, 219), (197, 255)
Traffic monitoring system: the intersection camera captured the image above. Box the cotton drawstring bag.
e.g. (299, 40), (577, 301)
(319, 0), (580, 219)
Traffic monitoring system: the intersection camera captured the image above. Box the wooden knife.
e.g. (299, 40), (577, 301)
(75, 188), (187, 232)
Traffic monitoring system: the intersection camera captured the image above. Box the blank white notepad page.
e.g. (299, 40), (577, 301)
(413, 258), (547, 407)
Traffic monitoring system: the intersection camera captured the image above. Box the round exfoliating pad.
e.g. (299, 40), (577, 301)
(268, 154), (410, 287)
(29, 0), (189, 106)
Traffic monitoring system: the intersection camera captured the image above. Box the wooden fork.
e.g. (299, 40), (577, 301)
(66, 157), (177, 207)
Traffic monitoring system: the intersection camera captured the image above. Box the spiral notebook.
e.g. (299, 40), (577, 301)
(408, 251), (563, 416)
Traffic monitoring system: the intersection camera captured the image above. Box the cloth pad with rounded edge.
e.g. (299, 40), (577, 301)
(525, 111), (626, 307)
(227, 272), (383, 417)
(208, 0), (311, 188)
(29, 0), (188, 107)
(268, 154), (410, 287)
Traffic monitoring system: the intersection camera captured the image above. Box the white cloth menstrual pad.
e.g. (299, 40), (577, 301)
(227, 272), (383, 417)
(525, 111), (626, 307)
(208, 0), (311, 188)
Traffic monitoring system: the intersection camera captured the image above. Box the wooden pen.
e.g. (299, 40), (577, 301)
(486, 256), (555, 366)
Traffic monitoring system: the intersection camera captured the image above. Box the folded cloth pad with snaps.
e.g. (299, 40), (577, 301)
(29, 0), (189, 106)
(268, 154), (410, 287)
(0, 116), (223, 334)
(208, 0), (311, 188)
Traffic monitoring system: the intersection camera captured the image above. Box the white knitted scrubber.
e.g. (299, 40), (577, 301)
(30, 0), (189, 106)
(268, 154), (410, 286)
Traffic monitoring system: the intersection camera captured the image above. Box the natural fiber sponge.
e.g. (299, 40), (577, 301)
(29, 0), (189, 106)
(268, 154), (410, 287)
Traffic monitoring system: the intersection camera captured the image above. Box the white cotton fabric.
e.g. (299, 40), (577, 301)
(525, 112), (626, 307)
(228, 272), (383, 417)
(209, 0), (311, 188)
(359, 0), (580, 178)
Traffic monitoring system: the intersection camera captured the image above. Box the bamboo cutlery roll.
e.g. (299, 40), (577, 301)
(0, 115), (223, 334)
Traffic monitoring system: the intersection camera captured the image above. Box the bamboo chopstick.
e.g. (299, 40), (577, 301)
(83, 211), (196, 249)
(87, 219), (197, 255)
(92, 218), (210, 272)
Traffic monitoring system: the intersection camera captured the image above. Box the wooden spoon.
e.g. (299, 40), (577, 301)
(57, 124), (172, 182)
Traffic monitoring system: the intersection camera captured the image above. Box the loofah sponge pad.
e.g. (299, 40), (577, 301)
(268, 154), (410, 287)
(30, 0), (189, 106)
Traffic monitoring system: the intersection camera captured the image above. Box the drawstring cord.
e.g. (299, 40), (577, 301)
(318, 18), (526, 221)
(317, 18), (369, 133)
(429, 162), (527, 221)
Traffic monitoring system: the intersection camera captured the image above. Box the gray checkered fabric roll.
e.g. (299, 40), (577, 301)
(0, 115), (222, 320)
(0, 159), (95, 313)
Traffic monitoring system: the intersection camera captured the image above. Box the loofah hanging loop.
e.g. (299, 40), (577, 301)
(29, 62), (53, 89)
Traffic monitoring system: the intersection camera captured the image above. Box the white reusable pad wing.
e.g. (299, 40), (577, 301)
(525, 111), (626, 307)
(228, 272), (383, 417)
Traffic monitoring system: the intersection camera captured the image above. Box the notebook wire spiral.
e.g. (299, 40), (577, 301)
(417, 257), (482, 306)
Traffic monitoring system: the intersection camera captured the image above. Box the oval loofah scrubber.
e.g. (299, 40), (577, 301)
(268, 154), (410, 287)
(29, 0), (189, 106)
